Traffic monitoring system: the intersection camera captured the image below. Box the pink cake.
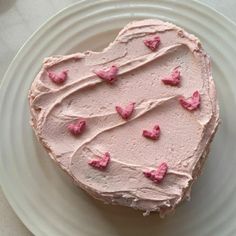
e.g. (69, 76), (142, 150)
(29, 19), (219, 217)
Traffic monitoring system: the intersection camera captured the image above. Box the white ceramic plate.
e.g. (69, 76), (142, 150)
(1, 0), (236, 235)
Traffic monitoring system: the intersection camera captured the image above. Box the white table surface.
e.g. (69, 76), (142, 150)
(0, 0), (235, 235)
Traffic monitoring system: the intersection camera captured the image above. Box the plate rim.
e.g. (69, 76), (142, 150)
(0, 0), (236, 235)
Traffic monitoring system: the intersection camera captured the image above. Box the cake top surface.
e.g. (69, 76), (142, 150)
(29, 19), (219, 215)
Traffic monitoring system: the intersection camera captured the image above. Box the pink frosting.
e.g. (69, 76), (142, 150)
(179, 91), (201, 111)
(47, 70), (68, 84)
(88, 152), (110, 170)
(115, 102), (135, 120)
(93, 65), (118, 84)
(68, 119), (86, 136)
(144, 162), (168, 183)
(162, 68), (181, 86)
(29, 19), (219, 217)
(143, 36), (161, 51)
(142, 124), (161, 140)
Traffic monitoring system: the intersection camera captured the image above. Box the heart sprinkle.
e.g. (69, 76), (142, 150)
(115, 102), (135, 120)
(143, 36), (161, 51)
(47, 70), (68, 84)
(68, 119), (86, 136)
(88, 152), (110, 170)
(142, 124), (161, 140)
(179, 91), (201, 111)
(93, 65), (118, 84)
(162, 68), (181, 86)
(143, 162), (168, 183)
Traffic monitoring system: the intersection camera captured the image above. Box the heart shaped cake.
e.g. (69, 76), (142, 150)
(29, 19), (219, 217)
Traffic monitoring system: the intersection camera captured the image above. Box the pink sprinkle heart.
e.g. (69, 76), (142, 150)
(68, 119), (86, 136)
(47, 70), (68, 84)
(143, 36), (161, 51)
(93, 65), (118, 84)
(162, 68), (181, 86)
(88, 152), (110, 170)
(143, 162), (168, 183)
(179, 91), (200, 111)
(115, 102), (135, 120)
(142, 124), (161, 140)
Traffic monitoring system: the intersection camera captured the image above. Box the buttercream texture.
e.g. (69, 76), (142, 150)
(29, 19), (219, 216)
